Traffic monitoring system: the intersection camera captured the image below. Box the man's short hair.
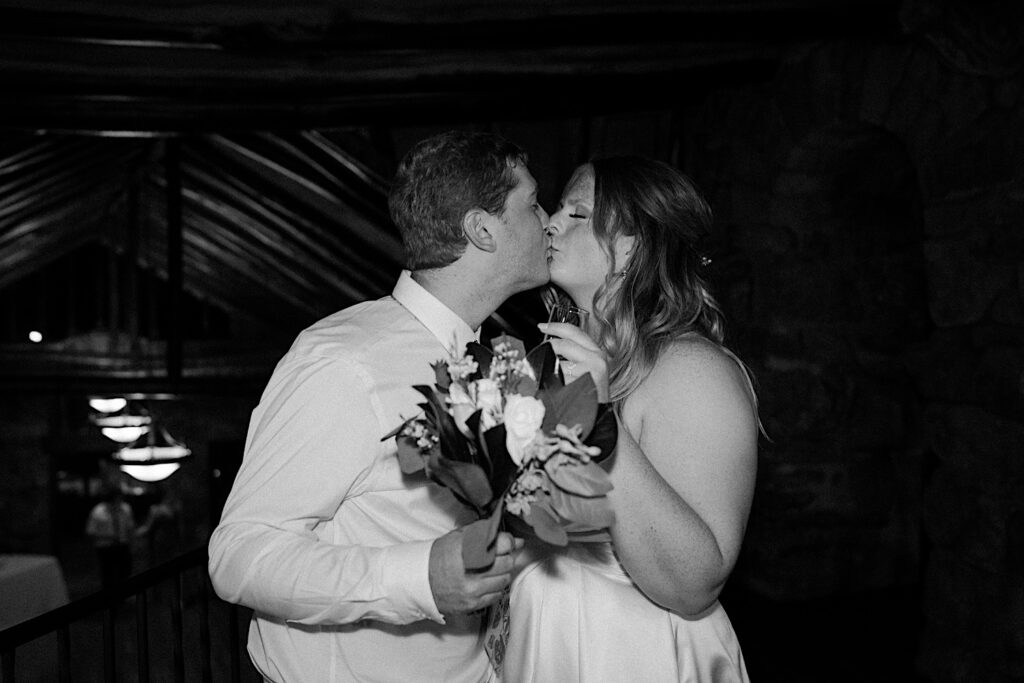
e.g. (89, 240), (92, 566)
(388, 130), (528, 270)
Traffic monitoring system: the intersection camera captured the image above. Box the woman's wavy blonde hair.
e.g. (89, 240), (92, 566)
(547, 156), (756, 409)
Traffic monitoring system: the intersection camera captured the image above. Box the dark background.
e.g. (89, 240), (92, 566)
(1, 1), (1022, 681)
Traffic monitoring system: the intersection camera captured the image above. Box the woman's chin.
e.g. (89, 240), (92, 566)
(548, 265), (583, 295)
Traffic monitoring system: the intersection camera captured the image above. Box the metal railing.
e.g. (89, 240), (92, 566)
(0, 546), (254, 682)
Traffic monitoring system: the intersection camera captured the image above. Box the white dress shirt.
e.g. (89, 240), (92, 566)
(209, 271), (490, 683)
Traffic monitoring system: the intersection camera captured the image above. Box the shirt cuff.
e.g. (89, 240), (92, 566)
(380, 539), (446, 624)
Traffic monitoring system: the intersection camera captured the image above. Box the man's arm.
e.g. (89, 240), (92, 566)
(210, 355), (443, 625)
(208, 355), (517, 626)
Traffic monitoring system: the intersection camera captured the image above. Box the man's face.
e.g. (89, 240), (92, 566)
(494, 164), (550, 291)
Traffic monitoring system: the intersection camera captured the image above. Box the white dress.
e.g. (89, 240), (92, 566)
(500, 542), (750, 682)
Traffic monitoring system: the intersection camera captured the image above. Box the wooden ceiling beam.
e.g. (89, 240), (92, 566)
(0, 1), (902, 132)
(0, 1), (902, 46)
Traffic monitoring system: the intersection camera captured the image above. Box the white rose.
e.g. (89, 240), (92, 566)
(503, 394), (546, 465)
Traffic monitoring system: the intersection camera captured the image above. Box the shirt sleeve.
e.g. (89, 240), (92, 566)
(208, 354), (444, 626)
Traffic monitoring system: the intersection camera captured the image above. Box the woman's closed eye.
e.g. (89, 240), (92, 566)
(569, 213), (589, 220)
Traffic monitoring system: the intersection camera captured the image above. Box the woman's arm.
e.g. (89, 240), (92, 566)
(607, 338), (758, 616)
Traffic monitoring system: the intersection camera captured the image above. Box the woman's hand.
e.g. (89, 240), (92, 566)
(537, 322), (610, 402)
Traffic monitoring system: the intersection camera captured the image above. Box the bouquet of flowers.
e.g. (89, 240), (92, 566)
(383, 334), (617, 569)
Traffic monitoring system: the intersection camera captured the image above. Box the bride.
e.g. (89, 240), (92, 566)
(499, 157), (758, 682)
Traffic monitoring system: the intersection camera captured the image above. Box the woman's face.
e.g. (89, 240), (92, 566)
(546, 166), (609, 304)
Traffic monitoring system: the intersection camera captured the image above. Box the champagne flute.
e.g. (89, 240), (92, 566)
(543, 303), (589, 375)
(543, 302), (589, 340)
(551, 303), (589, 328)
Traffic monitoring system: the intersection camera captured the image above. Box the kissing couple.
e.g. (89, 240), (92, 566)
(210, 129), (758, 682)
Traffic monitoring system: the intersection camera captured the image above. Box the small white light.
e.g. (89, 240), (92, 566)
(101, 426), (150, 443)
(93, 413), (151, 428)
(117, 442), (190, 462)
(90, 398), (128, 413)
(120, 463), (181, 482)
(28, 331), (43, 343)
(111, 424), (192, 483)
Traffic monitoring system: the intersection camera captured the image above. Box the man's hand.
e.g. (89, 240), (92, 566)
(428, 528), (523, 615)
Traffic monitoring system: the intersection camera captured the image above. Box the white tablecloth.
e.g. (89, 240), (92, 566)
(0, 553), (70, 630)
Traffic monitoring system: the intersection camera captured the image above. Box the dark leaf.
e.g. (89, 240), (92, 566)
(440, 413), (474, 462)
(481, 424), (518, 495)
(425, 452), (494, 510)
(461, 501), (505, 570)
(546, 460), (613, 497)
(491, 334), (527, 359)
(465, 408), (482, 439)
(547, 485), (615, 531)
(396, 435), (427, 474)
(424, 450), (455, 485)
(431, 360), (452, 390)
(501, 510), (535, 538)
(584, 403), (619, 465)
(463, 408), (484, 470)
(412, 385), (444, 421)
(380, 419), (408, 442)
(465, 342), (493, 379)
(414, 385), (473, 463)
(526, 342), (561, 392)
(464, 408), (493, 473)
(523, 498), (569, 546)
(540, 374), (598, 436)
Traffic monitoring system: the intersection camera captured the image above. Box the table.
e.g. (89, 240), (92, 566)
(0, 553), (70, 630)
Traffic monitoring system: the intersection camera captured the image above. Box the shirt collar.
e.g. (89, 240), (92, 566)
(392, 270), (480, 356)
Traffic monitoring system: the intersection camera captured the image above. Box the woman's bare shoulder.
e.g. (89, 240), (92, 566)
(628, 335), (755, 424)
(649, 335), (748, 389)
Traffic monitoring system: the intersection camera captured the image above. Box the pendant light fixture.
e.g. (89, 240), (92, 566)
(89, 397), (128, 414)
(91, 400), (153, 444)
(113, 422), (191, 482)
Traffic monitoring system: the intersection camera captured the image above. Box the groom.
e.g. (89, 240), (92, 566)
(209, 130), (550, 682)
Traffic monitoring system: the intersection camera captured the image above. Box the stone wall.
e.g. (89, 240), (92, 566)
(686, 23), (1023, 683)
